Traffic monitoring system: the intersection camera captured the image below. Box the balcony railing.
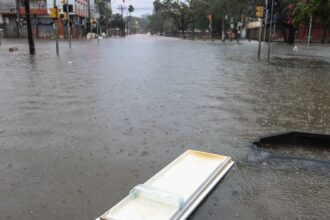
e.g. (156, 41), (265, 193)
(18, 0), (47, 15)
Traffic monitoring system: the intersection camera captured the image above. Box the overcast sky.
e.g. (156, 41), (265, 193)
(111, 0), (154, 17)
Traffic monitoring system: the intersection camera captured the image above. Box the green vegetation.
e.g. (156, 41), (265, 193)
(96, 0), (134, 36)
(127, 17), (150, 34)
(148, 0), (255, 37)
(96, 0), (112, 32)
(293, 0), (330, 43)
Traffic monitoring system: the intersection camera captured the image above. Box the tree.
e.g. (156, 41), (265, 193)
(293, 0), (330, 43)
(275, 1), (299, 43)
(124, 5), (135, 35)
(96, 0), (112, 32)
(153, 0), (198, 36)
(128, 5), (134, 13)
(149, 0), (255, 38)
(110, 13), (125, 36)
(128, 16), (149, 34)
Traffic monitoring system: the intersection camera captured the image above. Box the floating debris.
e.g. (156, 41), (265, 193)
(97, 150), (234, 220)
(9, 47), (18, 52)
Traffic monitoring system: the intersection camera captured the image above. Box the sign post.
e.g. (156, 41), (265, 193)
(208, 14), (212, 40)
(24, 0), (35, 54)
(66, 1), (71, 48)
(307, 16), (312, 47)
(267, 0), (274, 62)
(50, 1), (61, 54)
(256, 5), (264, 59)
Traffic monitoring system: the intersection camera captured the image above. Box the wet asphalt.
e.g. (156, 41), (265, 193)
(0, 35), (329, 220)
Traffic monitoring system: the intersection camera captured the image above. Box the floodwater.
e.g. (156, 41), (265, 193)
(0, 35), (329, 220)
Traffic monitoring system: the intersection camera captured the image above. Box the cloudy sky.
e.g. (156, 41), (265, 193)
(111, 0), (154, 17)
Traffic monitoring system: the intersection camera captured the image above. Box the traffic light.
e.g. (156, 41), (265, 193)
(49, 8), (56, 18)
(49, 8), (61, 18)
(63, 4), (73, 13)
(256, 6), (263, 18)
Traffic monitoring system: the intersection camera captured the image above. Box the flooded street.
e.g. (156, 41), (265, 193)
(0, 35), (329, 220)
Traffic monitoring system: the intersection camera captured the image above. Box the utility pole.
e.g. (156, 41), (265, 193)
(87, 0), (91, 32)
(16, 0), (20, 38)
(120, 4), (124, 36)
(97, 21), (99, 44)
(53, 0), (59, 54)
(267, 0), (274, 62)
(263, 0), (269, 42)
(257, 18), (262, 59)
(24, 0), (35, 55)
(222, 15), (226, 42)
(66, 0), (71, 48)
(208, 15), (212, 41)
(257, 3), (264, 59)
(307, 16), (312, 47)
(273, 20), (276, 39)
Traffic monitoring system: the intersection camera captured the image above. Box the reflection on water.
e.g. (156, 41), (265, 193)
(0, 36), (329, 220)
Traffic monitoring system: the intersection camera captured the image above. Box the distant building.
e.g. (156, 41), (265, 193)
(0, 0), (89, 38)
(0, 0), (50, 38)
(47, 0), (89, 38)
(245, 3), (330, 43)
(0, 0), (18, 37)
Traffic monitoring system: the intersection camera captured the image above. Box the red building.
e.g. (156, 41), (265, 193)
(0, 0), (89, 38)
(297, 22), (330, 43)
(56, 0), (89, 38)
(0, 0), (50, 38)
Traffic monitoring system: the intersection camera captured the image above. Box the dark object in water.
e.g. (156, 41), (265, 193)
(9, 47), (19, 52)
(253, 131), (330, 163)
(254, 131), (330, 148)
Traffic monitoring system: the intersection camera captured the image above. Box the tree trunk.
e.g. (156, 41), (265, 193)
(281, 29), (287, 43)
(321, 29), (327, 44)
(287, 26), (295, 44)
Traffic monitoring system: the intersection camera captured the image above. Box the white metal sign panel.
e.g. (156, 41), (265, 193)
(97, 150), (234, 220)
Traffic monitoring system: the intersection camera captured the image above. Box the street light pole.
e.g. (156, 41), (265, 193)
(257, 17), (262, 59)
(24, 0), (35, 54)
(263, 0), (269, 42)
(87, 0), (91, 32)
(307, 16), (312, 47)
(222, 15), (225, 42)
(267, 0), (274, 62)
(16, 0), (20, 38)
(54, 0), (59, 54)
(66, 0), (71, 48)
(208, 14), (212, 41)
(97, 21), (99, 44)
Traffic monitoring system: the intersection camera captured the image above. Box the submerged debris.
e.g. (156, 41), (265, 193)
(9, 47), (18, 52)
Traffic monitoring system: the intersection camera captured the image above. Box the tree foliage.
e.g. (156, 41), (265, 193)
(128, 5), (135, 13)
(293, 0), (330, 27)
(293, 0), (330, 43)
(110, 13), (125, 35)
(96, 0), (112, 31)
(149, 0), (254, 36)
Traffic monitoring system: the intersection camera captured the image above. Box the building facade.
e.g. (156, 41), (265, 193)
(0, 0), (89, 38)
(48, 0), (89, 38)
(0, 0), (50, 38)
